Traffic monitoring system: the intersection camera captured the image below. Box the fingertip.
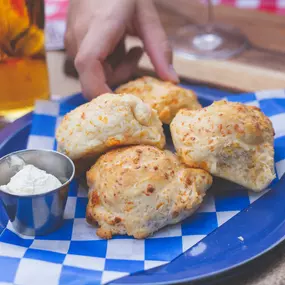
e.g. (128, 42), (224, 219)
(155, 63), (180, 84)
(156, 42), (179, 83)
(82, 84), (112, 101)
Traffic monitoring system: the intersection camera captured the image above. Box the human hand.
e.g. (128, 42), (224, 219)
(65, 0), (179, 100)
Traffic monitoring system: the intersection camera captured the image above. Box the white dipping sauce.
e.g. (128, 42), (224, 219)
(0, 164), (62, 195)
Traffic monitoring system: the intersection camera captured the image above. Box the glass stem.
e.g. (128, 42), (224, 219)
(206, 0), (214, 32)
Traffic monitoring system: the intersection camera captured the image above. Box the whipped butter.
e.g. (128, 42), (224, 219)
(0, 164), (62, 195)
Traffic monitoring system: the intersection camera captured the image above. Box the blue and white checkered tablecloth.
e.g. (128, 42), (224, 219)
(0, 89), (285, 285)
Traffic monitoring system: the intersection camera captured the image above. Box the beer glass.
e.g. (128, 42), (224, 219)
(0, 0), (49, 124)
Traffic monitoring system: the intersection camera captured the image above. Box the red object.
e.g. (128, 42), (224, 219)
(214, 0), (285, 14)
(260, 0), (278, 13)
(10, 0), (26, 17)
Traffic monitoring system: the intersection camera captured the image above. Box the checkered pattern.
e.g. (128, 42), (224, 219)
(0, 90), (285, 285)
(212, 0), (285, 14)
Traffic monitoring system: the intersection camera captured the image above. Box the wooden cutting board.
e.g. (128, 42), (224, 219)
(126, 0), (285, 92)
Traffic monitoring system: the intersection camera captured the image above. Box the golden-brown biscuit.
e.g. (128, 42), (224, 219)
(86, 145), (212, 239)
(170, 100), (275, 192)
(115, 76), (201, 124)
(56, 93), (165, 172)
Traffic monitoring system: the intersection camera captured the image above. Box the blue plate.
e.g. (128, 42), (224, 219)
(1, 85), (285, 285)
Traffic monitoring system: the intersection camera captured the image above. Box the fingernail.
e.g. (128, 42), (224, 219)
(168, 64), (179, 83)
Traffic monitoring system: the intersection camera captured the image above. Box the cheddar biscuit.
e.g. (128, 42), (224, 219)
(116, 76), (201, 124)
(56, 93), (165, 172)
(170, 100), (275, 191)
(86, 145), (212, 239)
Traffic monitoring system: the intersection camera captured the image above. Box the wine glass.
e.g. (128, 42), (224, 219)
(169, 0), (248, 59)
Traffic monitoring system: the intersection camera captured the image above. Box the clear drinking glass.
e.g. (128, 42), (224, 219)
(170, 0), (248, 59)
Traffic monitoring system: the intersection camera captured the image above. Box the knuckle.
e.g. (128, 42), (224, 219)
(74, 52), (87, 72)
(75, 50), (100, 73)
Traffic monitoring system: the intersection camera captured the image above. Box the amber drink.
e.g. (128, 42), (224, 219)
(0, 0), (49, 123)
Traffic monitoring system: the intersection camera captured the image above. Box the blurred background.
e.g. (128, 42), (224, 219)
(1, 0), (285, 126)
(45, 0), (285, 93)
